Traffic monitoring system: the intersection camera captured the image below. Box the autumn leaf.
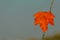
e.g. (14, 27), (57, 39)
(34, 11), (55, 32)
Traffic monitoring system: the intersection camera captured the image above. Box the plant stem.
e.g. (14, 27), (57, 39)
(42, 32), (45, 40)
(50, 0), (54, 11)
(41, 0), (54, 40)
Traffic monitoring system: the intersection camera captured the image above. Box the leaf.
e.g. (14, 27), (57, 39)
(33, 11), (55, 32)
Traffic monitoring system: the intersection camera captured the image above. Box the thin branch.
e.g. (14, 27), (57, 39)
(50, 0), (54, 11)
(42, 32), (45, 40)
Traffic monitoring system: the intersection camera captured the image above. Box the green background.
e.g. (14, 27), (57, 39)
(0, 0), (59, 40)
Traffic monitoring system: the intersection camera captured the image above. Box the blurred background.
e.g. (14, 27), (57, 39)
(0, 0), (60, 40)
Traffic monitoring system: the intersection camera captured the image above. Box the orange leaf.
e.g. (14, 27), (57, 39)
(33, 11), (55, 32)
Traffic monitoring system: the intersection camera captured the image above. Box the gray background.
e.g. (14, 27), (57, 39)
(0, 0), (60, 40)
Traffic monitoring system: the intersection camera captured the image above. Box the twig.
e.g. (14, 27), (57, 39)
(42, 32), (45, 40)
(50, 0), (54, 11)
